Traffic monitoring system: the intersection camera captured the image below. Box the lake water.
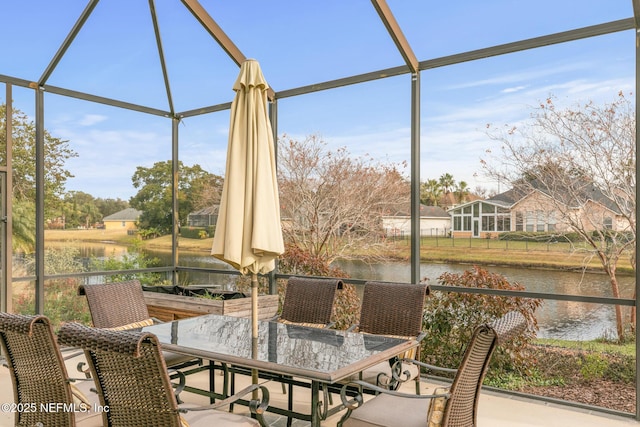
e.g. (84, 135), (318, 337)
(38, 243), (637, 341)
(331, 259), (635, 341)
(168, 251), (635, 341)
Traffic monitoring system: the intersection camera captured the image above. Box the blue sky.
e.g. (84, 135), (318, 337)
(0, 1), (635, 200)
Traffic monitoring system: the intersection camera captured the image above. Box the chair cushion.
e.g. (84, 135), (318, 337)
(342, 392), (430, 427)
(163, 350), (198, 367)
(179, 404), (260, 426)
(427, 387), (449, 427)
(279, 319), (327, 329)
(105, 318), (155, 330)
(71, 380), (103, 427)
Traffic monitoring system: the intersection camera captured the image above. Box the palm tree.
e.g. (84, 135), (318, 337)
(454, 181), (470, 204)
(420, 179), (443, 206)
(438, 173), (456, 208)
(438, 173), (455, 196)
(12, 200), (35, 253)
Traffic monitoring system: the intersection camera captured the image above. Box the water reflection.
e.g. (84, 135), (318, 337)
(24, 243), (636, 341)
(331, 259), (635, 341)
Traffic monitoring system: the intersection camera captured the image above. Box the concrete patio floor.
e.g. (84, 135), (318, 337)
(1, 354), (638, 427)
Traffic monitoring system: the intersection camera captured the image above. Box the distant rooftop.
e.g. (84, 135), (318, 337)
(103, 208), (142, 222)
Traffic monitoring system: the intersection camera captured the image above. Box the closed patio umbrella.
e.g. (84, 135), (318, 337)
(212, 59), (284, 384)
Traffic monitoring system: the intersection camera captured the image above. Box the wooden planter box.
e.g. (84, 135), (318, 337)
(143, 291), (279, 322)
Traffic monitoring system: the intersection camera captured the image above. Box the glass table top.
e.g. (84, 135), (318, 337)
(143, 313), (414, 382)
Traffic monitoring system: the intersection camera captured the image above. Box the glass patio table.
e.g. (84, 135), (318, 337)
(142, 313), (418, 426)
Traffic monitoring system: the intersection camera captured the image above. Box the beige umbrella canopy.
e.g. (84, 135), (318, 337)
(212, 59), (284, 382)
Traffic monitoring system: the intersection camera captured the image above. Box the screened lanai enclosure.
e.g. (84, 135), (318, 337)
(1, 0), (639, 420)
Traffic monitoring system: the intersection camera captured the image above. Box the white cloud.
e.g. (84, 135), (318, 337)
(78, 114), (108, 126)
(502, 85), (527, 93)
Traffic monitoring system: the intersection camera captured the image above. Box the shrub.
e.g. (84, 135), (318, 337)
(420, 266), (542, 379)
(12, 247), (92, 330)
(14, 278), (91, 331)
(89, 250), (166, 285)
(498, 231), (582, 243)
(578, 353), (608, 380)
(604, 354), (636, 383)
(180, 226), (209, 239)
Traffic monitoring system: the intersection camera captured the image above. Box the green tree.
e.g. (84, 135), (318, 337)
(420, 179), (443, 206)
(94, 197), (129, 219)
(438, 173), (456, 208)
(0, 104), (78, 250)
(0, 104), (78, 212)
(438, 173), (456, 195)
(12, 200), (35, 252)
(59, 191), (98, 229)
(453, 180), (470, 204)
(129, 160), (222, 234)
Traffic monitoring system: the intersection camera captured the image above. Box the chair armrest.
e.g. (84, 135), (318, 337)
(76, 361), (92, 378)
(346, 324), (358, 332)
(169, 369), (187, 401)
(181, 383), (270, 416)
(61, 347), (85, 361)
(401, 358), (458, 375)
(339, 380), (450, 410)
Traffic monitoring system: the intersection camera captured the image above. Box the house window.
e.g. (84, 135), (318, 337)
(497, 216), (510, 231)
(482, 215), (495, 231)
(548, 211), (556, 232)
(604, 216), (613, 229)
(121, 221), (126, 227)
(515, 212), (523, 231)
(453, 216), (461, 231)
(463, 216), (471, 231)
(525, 211), (534, 232)
(451, 205), (476, 232)
(536, 210), (545, 232)
(482, 203), (495, 213)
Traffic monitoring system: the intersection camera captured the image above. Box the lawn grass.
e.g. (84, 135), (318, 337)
(387, 238), (633, 274)
(536, 337), (635, 356)
(45, 229), (139, 245)
(44, 229), (634, 274)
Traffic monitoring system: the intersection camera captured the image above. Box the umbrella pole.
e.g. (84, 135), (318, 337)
(251, 272), (259, 398)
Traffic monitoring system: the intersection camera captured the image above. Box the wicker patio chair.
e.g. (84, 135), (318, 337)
(78, 280), (197, 369)
(276, 276), (344, 328)
(58, 321), (270, 427)
(78, 280), (155, 330)
(345, 281), (429, 393)
(337, 311), (527, 427)
(0, 312), (101, 427)
(78, 280), (207, 403)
